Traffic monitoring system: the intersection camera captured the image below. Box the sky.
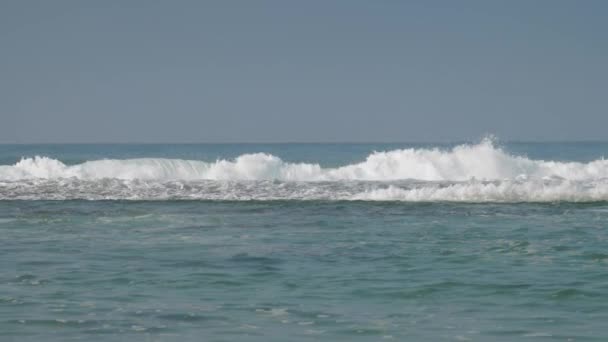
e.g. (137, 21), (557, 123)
(1, 0), (607, 143)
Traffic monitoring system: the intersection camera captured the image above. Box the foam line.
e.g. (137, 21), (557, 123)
(2, 139), (607, 182)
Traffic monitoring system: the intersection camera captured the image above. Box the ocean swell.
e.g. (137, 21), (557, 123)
(1, 139), (607, 202)
(2, 139), (608, 182)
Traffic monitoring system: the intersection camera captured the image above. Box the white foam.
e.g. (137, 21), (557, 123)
(2, 139), (608, 182)
(2, 139), (608, 202)
(350, 180), (608, 203)
(1, 178), (608, 202)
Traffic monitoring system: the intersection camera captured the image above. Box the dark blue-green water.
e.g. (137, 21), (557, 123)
(1, 142), (608, 341)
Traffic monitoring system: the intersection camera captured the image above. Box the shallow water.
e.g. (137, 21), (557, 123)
(1, 142), (608, 341)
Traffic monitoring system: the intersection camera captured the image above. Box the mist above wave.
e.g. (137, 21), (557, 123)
(2, 139), (608, 182)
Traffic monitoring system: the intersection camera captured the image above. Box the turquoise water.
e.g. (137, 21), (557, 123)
(1, 142), (608, 341)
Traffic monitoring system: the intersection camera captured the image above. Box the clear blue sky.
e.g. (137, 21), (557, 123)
(2, 0), (607, 143)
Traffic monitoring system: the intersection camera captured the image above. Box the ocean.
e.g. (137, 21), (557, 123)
(1, 140), (608, 341)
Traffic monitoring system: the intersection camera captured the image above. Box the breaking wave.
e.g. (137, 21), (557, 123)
(1, 139), (607, 202)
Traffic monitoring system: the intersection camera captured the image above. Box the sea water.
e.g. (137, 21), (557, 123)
(1, 140), (608, 341)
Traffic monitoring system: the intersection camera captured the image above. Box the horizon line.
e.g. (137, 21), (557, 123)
(2, 139), (608, 145)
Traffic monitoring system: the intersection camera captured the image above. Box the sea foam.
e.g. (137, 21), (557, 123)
(2, 139), (608, 182)
(1, 139), (607, 201)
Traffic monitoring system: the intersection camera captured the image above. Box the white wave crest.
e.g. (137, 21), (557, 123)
(2, 140), (608, 202)
(1, 139), (608, 182)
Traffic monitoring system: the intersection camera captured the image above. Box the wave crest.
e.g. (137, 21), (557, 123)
(2, 140), (608, 201)
(2, 139), (608, 182)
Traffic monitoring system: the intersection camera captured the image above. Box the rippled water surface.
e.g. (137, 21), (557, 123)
(2, 200), (608, 341)
(1, 142), (608, 341)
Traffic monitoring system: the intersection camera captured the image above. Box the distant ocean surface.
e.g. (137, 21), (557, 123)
(2, 141), (608, 341)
